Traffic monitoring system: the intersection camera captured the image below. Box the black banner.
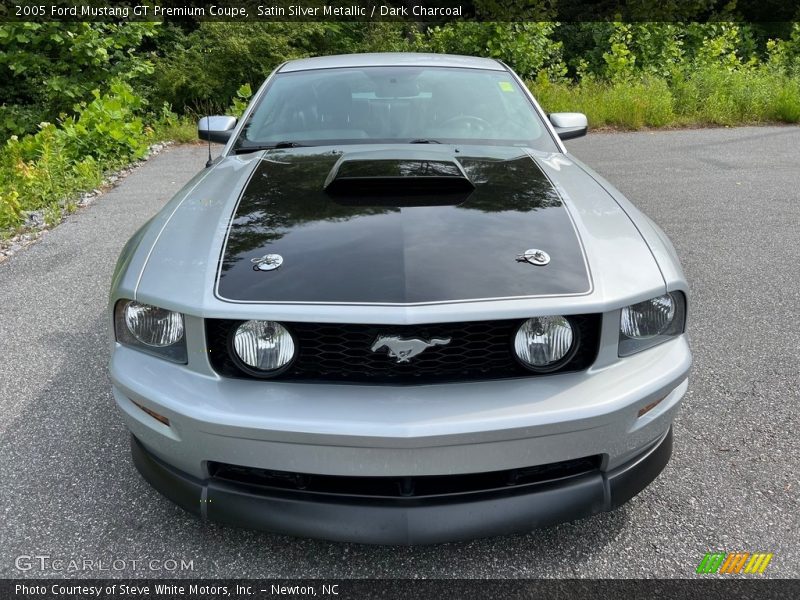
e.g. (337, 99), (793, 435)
(2, 0), (800, 22)
(3, 579), (800, 600)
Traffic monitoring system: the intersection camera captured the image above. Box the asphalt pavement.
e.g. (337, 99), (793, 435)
(0, 127), (798, 578)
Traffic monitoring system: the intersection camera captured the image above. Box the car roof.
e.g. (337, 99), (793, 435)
(278, 53), (506, 73)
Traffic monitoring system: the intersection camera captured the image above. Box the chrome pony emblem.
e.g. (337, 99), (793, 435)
(516, 248), (550, 266)
(370, 335), (451, 363)
(251, 254), (283, 271)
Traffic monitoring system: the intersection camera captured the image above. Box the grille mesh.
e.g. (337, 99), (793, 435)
(206, 315), (601, 384)
(208, 455), (601, 499)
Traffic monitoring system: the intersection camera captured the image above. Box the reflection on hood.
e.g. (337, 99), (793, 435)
(217, 147), (588, 304)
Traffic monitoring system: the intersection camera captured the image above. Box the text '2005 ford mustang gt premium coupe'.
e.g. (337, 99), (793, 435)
(109, 53), (691, 544)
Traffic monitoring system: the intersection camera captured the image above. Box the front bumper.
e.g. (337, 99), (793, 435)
(111, 333), (690, 542)
(132, 427), (673, 544)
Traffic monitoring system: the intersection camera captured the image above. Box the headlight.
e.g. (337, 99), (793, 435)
(621, 294), (675, 339)
(619, 292), (686, 356)
(513, 316), (576, 372)
(230, 320), (296, 376)
(124, 301), (184, 346)
(114, 300), (187, 363)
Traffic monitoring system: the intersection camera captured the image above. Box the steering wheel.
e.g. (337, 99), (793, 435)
(438, 115), (492, 134)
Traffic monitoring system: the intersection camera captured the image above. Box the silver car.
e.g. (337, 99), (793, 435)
(109, 53), (691, 544)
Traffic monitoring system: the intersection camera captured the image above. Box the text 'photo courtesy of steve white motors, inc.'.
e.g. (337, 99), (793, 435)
(13, 584), (341, 598)
(14, 584), (337, 596)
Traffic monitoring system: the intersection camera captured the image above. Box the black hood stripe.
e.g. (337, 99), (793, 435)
(215, 148), (591, 305)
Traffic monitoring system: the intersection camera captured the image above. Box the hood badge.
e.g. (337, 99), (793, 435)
(371, 335), (451, 363)
(251, 254), (283, 271)
(516, 249), (550, 266)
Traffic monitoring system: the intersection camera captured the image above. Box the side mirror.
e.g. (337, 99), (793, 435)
(198, 116), (237, 144)
(549, 113), (588, 140)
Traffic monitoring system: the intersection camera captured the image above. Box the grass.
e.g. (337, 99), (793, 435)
(531, 76), (675, 128)
(153, 115), (198, 144)
(1, 105), (200, 240)
(529, 67), (800, 129)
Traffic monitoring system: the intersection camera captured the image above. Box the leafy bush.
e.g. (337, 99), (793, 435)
(671, 64), (800, 125)
(0, 22), (157, 138)
(152, 113), (197, 145)
(4, 19), (800, 239)
(229, 83), (253, 118)
(766, 22), (800, 74)
(532, 64), (800, 129)
(420, 22), (565, 79)
(768, 78), (800, 121)
(0, 80), (151, 235)
(59, 80), (151, 163)
(139, 20), (800, 125)
(0, 190), (21, 230)
(146, 22), (331, 115)
(531, 21), (800, 129)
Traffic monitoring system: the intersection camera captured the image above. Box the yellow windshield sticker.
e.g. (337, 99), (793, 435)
(499, 81), (515, 92)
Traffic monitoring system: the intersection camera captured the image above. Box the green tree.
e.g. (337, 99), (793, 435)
(0, 22), (156, 138)
(146, 22), (334, 114)
(421, 22), (565, 79)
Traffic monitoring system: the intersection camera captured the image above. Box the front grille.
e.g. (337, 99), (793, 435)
(208, 455), (601, 500)
(205, 315), (601, 384)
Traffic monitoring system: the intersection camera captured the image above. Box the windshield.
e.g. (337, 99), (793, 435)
(234, 66), (557, 152)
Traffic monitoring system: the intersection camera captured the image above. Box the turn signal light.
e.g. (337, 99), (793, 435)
(637, 397), (665, 418)
(131, 399), (170, 426)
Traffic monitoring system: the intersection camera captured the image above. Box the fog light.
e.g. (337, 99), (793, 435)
(513, 316), (576, 372)
(231, 320), (296, 376)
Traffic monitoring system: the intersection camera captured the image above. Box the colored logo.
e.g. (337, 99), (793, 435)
(696, 552), (773, 574)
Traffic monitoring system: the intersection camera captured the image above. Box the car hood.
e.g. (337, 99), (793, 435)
(215, 147), (591, 304)
(132, 144), (666, 314)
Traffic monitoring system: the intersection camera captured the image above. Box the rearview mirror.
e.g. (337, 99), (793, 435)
(198, 116), (237, 144)
(549, 113), (588, 140)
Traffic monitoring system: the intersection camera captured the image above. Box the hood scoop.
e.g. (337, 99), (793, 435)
(324, 150), (474, 207)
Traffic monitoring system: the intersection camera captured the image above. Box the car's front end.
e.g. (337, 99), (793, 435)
(109, 53), (691, 544)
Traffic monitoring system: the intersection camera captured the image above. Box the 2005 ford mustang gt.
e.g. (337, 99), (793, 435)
(109, 53), (691, 544)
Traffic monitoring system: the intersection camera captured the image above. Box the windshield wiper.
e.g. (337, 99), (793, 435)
(234, 141), (307, 154)
(409, 139), (441, 144)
